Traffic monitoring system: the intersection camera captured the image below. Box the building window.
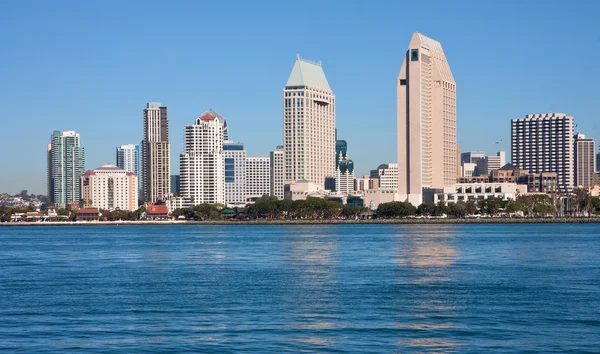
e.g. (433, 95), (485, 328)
(411, 49), (419, 61)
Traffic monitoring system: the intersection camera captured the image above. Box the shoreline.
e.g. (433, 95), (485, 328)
(2, 217), (600, 226)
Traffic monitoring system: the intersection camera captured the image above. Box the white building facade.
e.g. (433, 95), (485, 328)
(270, 146), (285, 199)
(179, 110), (226, 206)
(246, 157), (271, 200)
(223, 141), (247, 206)
(81, 165), (138, 211)
(511, 113), (574, 190)
(283, 56), (335, 187)
(370, 163), (398, 189)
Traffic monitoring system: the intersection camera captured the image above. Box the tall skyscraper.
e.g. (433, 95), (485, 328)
(511, 113), (574, 190)
(270, 146), (285, 199)
(48, 130), (85, 209)
(223, 140), (247, 206)
(574, 133), (595, 188)
(141, 102), (170, 203)
(179, 109), (226, 206)
(283, 55), (335, 187)
(397, 32), (457, 205)
(246, 157), (271, 200)
(335, 139), (354, 194)
(81, 165), (138, 211)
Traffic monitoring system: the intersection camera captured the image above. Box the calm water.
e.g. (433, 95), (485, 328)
(0, 224), (599, 353)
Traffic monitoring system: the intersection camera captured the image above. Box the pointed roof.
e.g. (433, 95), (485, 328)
(499, 163), (517, 170)
(285, 56), (331, 92)
(196, 109), (229, 140)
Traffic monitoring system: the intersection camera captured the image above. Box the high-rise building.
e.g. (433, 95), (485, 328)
(81, 165), (138, 211)
(483, 151), (506, 175)
(397, 32), (457, 205)
(141, 102), (170, 203)
(48, 130), (85, 209)
(511, 113), (574, 190)
(170, 175), (180, 195)
(116, 144), (140, 199)
(596, 148), (600, 173)
(335, 139), (354, 194)
(574, 133), (595, 188)
(461, 151), (486, 176)
(223, 140), (247, 206)
(370, 163), (398, 189)
(246, 157), (271, 200)
(283, 55), (335, 187)
(270, 146), (285, 199)
(179, 110), (227, 206)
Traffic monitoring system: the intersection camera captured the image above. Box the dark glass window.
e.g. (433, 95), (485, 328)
(411, 49), (419, 61)
(400, 79), (407, 85)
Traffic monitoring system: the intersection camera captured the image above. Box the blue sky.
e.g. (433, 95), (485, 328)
(1, 0), (599, 194)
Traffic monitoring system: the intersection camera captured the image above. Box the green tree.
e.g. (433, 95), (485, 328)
(377, 201), (416, 218)
(341, 205), (364, 219)
(448, 201), (467, 218)
(417, 202), (436, 216)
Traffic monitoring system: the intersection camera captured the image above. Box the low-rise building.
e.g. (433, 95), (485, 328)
(81, 165), (138, 211)
(363, 189), (399, 210)
(284, 180), (326, 201)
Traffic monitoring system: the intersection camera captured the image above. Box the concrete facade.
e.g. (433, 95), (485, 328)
(283, 56), (335, 187)
(141, 102), (170, 203)
(370, 163), (398, 189)
(223, 141), (247, 206)
(397, 32), (457, 205)
(574, 133), (595, 188)
(511, 113), (574, 190)
(246, 157), (271, 200)
(270, 146), (285, 199)
(179, 110), (226, 206)
(81, 165), (138, 212)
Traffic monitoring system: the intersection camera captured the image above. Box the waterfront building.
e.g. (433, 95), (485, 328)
(335, 139), (354, 194)
(435, 182), (528, 203)
(370, 163), (398, 189)
(81, 164), (138, 211)
(270, 146), (285, 199)
(283, 55), (335, 187)
(224, 140), (247, 206)
(364, 189), (399, 210)
(48, 130), (85, 209)
(397, 32), (457, 205)
(511, 113), (574, 190)
(141, 102), (170, 203)
(523, 172), (558, 193)
(179, 109), (226, 206)
(246, 157), (271, 201)
(284, 180), (326, 201)
(574, 133), (595, 188)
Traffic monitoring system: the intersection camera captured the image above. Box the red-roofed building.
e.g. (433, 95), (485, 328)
(76, 208), (101, 221)
(145, 203), (170, 220)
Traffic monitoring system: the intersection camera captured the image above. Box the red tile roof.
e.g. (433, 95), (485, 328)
(147, 204), (169, 215)
(199, 113), (216, 121)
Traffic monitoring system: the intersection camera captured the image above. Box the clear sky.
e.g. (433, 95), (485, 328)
(1, 0), (599, 194)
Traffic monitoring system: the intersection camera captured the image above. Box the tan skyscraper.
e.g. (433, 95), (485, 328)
(397, 32), (457, 205)
(283, 55), (335, 187)
(142, 102), (171, 203)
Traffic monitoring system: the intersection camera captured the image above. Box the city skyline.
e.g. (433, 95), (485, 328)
(2, 1), (600, 194)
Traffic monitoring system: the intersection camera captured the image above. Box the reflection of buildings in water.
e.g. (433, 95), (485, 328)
(393, 225), (462, 352)
(281, 228), (339, 344)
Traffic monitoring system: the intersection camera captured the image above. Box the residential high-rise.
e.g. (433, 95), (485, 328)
(270, 146), (285, 199)
(48, 130), (85, 209)
(511, 113), (575, 190)
(283, 55), (335, 187)
(141, 102), (170, 203)
(397, 32), (457, 205)
(246, 157), (271, 200)
(223, 140), (247, 206)
(81, 165), (138, 211)
(370, 163), (398, 189)
(179, 109), (226, 206)
(574, 133), (595, 188)
(116, 144), (140, 199)
(335, 139), (354, 194)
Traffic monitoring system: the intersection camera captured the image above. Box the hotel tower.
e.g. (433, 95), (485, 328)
(283, 55), (336, 187)
(397, 32), (457, 205)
